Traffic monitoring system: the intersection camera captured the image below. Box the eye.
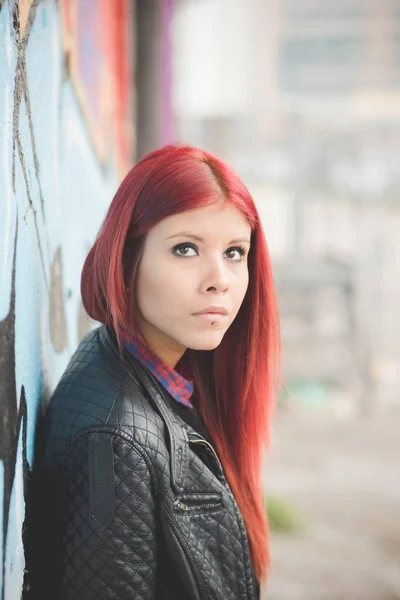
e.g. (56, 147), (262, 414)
(172, 242), (199, 257)
(225, 246), (248, 262)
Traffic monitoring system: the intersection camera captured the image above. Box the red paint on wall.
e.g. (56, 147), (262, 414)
(60, 0), (133, 176)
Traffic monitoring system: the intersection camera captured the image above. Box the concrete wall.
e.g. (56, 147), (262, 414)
(0, 1), (133, 598)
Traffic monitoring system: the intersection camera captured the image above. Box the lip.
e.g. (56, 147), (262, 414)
(193, 306), (229, 324)
(194, 306), (229, 316)
(194, 312), (226, 323)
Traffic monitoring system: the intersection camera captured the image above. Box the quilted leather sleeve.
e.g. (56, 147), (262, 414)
(58, 430), (158, 600)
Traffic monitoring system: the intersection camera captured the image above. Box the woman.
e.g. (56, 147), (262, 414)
(27, 144), (280, 600)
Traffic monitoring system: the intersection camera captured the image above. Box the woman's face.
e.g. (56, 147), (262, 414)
(135, 198), (251, 367)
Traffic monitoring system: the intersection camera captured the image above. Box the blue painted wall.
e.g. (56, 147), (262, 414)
(0, 2), (132, 597)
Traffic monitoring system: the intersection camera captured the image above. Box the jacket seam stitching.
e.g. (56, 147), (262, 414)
(58, 427), (160, 502)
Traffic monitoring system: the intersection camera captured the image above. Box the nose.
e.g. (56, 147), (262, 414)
(201, 256), (229, 294)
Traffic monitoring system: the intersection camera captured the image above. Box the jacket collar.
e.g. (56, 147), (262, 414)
(119, 330), (194, 409)
(100, 326), (189, 494)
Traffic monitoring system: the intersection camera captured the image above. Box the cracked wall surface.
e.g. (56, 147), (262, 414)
(0, 1), (133, 598)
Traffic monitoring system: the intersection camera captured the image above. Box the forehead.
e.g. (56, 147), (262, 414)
(155, 200), (251, 239)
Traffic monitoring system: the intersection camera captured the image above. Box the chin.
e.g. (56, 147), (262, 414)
(186, 331), (225, 351)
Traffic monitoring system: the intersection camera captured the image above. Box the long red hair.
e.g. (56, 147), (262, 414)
(81, 144), (280, 583)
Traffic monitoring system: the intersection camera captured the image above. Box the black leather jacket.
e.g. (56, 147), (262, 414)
(26, 326), (260, 600)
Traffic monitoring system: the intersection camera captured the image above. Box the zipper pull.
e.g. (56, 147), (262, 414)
(175, 500), (190, 511)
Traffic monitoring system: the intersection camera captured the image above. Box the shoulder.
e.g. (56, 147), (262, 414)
(44, 326), (167, 464)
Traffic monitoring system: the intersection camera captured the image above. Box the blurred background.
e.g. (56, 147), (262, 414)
(1, 0), (399, 598)
(173, 4), (400, 597)
(163, 4), (400, 595)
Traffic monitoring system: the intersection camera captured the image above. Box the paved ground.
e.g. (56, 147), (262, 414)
(260, 407), (400, 600)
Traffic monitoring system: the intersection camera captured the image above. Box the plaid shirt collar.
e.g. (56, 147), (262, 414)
(120, 330), (193, 409)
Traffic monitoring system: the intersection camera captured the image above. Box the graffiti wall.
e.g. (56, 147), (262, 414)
(0, 1), (133, 598)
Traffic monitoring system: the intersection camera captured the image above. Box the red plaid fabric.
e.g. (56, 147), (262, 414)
(120, 330), (193, 409)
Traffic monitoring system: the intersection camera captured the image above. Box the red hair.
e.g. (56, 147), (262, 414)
(81, 145), (280, 583)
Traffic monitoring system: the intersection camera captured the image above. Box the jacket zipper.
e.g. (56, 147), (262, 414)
(188, 437), (220, 462)
(187, 434), (225, 477)
(188, 433), (257, 599)
(163, 508), (210, 600)
(174, 499), (222, 512)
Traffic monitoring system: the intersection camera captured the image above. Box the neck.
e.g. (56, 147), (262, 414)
(137, 322), (186, 369)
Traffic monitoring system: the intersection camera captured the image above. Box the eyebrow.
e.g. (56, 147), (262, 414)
(166, 232), (251, 245)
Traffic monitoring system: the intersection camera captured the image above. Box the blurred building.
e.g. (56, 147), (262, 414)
(174, 0), (400, 141)
(280, 0), (400, 118)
